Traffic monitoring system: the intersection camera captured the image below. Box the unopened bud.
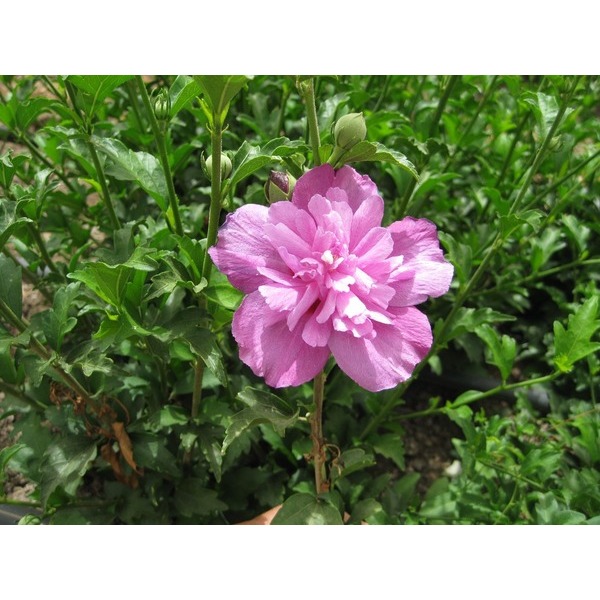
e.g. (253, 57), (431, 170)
(265, 171), (296, 203)
(205, 154), (232, 181)
(333, 112), (367, 151)
(153, 89), (171, 124)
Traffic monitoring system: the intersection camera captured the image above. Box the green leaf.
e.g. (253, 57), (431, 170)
(69, 262), (131, 307)
(0, 254), (22, 319)
(0, 197), (33, 250)
(530, 227), (565, 272)
(0, 443), (26, 484)
(193, 75), (250, 116)
(229, 140), (282, 188)
(222, 388), (299, 452)
(438, 231), (472, 285)
(173, 478), (227, 517)
(130, 433), (179, 477)
(499, 209), (544, 239)
(169, 75), (201, 117)
(15, 98), (56, 131)
(270, 493), (344, 525)
(0, 150), (30, 188)
(438, 307), (516, 346)
(148, 405), (189, 430)
(372, 433), (405, 470)
(203, 271), (244, 310)
(475, 323), (517, 383)
(331, 448), (375, 482)
(336, 140), (419, 180)
(68, 76), (133, 116)
(553, 296), (600, 373)
(30, 282), (80, 351)
(39, 436), (97, 506)
(93, 137), (169, 211)
(179, 328), (227, 386)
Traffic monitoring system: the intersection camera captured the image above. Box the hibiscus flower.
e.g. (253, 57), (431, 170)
(208, 164), (453, 392)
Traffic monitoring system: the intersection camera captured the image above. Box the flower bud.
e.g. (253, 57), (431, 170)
(153, 89), (171, 124)
(205, 153), (233, 181)
(333, 112), (367, 151)
(264, 171), (296, 203)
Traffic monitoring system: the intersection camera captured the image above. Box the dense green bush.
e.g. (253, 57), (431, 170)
(0, 75), (598, 524)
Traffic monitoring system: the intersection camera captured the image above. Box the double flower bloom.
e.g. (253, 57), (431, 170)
(209, 164), (453, 392)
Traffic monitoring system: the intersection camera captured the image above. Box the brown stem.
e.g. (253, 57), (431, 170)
(309, 370), (327, 494)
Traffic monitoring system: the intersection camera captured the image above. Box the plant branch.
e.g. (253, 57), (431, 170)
(310, 370), (327, 494)
(135, 76), (183, 236)
(298, 78), (321, 166)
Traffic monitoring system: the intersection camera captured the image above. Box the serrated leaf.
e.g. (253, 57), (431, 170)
(0, 254), (22, 319)
(173, 478), (227, 517)
(337, 140), (418, 180)
(169, 75), (201, 117)
(130, 433), (179, 477)
(30, 282), (80, 351)
(530, 227), (565, 272)
(222, 388), (298, 452)
(553, 296), (600, 373)
(475, 323), (517, 383)
(270, 493), (343, 525)
(39, 436), (97, 506)
(93, 137), (168, 210)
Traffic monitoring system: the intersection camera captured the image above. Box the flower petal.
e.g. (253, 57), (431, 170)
(329, 306), (432, 392)
(387, 217), (454, 306)
(350, 194), (384, 248)
(292, 164), (336, 211)
(233, 292), (329, 387)
(208, 204), (286, 293)
(332, 166), (380, 212)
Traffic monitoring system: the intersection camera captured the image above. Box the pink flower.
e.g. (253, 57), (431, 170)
(208, 164), (453, 392)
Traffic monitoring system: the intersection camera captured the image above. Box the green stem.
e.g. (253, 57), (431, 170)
(392, 373), (558, 421)
(446, 76), (498, 170)
(373, 76), (392, 112)
(299, 78), (321, 166)
(135, 76), (183, 236)
(310, 370), (327, 494)
(471, 258), (600, 298)
(395, 76), (459, 219)
(529, 147), (600, 207)
(201, 113), (224, 282)
(0, 380), (46, 410)
(428, 75), (458, 139)
(191, 358), (205, 420)
(507, 77), (580, 217)
(25, 223), (61, 277)
(493, 112), (530, 190)
(126, 80), (145, 133)
(87, 139), (121, 231)
(0, 297), (94, 407)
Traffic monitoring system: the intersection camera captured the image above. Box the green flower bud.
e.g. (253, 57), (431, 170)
(333, 112), (367, 151)
(264, 170), (296, 203)
(205, 153), (232, 181)
(153, 88), (171, 124)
